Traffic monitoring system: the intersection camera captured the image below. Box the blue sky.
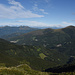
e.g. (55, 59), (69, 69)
(0, 0), (75, 28)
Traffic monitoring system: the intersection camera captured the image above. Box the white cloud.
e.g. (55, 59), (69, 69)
(62, 22), (73, 25)
(15, 20), (50, 27)
(40, 9), (48, 14)
(0, 22), (23, 26)
(33, 4), (38, 11)
(33, 3), (48, 14)
(24, 20), (49, 27)
(0, 0), (44, 19)
(0, 20), (64, 28)
(15, 20), (63, 28)
(8, 0), (24, 8)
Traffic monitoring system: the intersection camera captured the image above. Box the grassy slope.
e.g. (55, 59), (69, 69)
(0, 64), (49, 75)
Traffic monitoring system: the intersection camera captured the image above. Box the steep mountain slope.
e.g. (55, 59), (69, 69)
(0, 26), (38, 39)
(7, 25), (75, 64)
(0, 38), (69, 70)
(0, 39), (74, 74)
(9, 26), (75, 48)
(62, 26), (75, 39)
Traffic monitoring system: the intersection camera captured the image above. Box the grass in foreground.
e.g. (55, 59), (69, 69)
(0, 64), (75, 75)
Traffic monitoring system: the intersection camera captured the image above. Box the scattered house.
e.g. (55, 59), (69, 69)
(56, 44), (62, 47)
(32, 37), (38, 41)
(43, 44), (46, 47)
(35, 39), (38, 41)
(10, 40), (18, 43)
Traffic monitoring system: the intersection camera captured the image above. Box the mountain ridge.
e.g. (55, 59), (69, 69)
(9, 25), (75, 47)
(0, 26), (39, 39)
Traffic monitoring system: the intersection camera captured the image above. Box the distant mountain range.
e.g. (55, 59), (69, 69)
(0, 26), (38, 39)
(0, 26), (63, 40)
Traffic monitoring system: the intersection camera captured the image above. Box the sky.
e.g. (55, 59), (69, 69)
(0, 0), (75, 28)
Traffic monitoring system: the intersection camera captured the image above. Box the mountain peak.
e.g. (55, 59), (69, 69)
(65, 25), (75, 28)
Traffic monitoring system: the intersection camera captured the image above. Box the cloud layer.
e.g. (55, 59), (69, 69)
(62, 22), (73, 25)
(0, 0), (44, 19)
(15, 20), (64, 28)
(0, 20), (64, 28)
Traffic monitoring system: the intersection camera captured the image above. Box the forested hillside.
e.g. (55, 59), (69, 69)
(8, 26), (75, 57)
(0, 26), (75, 75)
